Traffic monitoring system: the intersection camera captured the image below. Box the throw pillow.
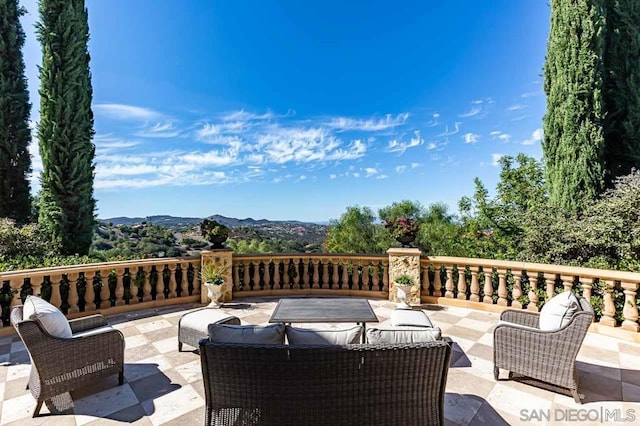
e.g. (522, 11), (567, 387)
(539, 291), (583, 331)
(22, 295), (72, 338)
(208, 323), (285, 344)
(365, 327), (442, 344)
(285, 325), (363, 345)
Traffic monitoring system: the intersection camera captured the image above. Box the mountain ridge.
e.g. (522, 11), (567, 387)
(100, 214), (328, 228)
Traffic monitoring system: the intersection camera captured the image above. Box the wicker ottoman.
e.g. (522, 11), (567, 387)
(390, 309), (435, 328)
(178, 308), (241, 351)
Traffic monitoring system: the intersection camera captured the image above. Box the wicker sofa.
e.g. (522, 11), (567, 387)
(199, 340), (451, 426)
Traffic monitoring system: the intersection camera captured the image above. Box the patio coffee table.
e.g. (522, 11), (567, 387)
(269, 298), (379, 343)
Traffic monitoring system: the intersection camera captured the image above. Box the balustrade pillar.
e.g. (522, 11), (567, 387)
(50, 275), (63, 310)
(511, 271), (523, 309)
(387, 248), (421, 305)
(621, 282), (640, 332)
(457, 267), (467, 300)
(433, 264), (442, 297)
(142, 266), (152, 302)
(100, 269), (112, 308)
(469, 269), (480, 302)
(581, 277), (593, 302)
(545, 274), (555, 300)
(421, 264), (431, 295)
(31, 276), (42, 298)
(497, 270), (508, 306)
(561, 275), (574, 293)
(114, 268), (126, 306)
(600, 280), (617, 327)
(527, 274), (539, 312)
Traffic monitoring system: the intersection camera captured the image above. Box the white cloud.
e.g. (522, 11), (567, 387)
(521, 91), (540, 98)
(458, 98), (493, 119)
(134, 122), (180, 138)
(326, 113), (409, 131)
(427, 142), (438, 150)
(196, 122), (249, 139)
(387, 131), (424, 154)
(221, 109), (276, 122)
(464, 133), (479, 144)
(352, 172), (360, 178)
(376, 174), (389, 179)
(489, 130), (511, 143)
(491, 153), (504, 166)
(459, 106), (482, 118)
(93, 104), (164, 121)
(522, 128), (543, 145)
(395, 165), (407, 174)
(507, 104), (527, 111)
(364, 167), (378, 177)
(437, 122), (460, 137)
(329, 174), (337, 180)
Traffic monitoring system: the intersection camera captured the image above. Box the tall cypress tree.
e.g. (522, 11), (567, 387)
(0, 0), (32, 224)
(37, 0), (96, 255)
(602, 0), (640, 185)
(543, 0), (606, 214)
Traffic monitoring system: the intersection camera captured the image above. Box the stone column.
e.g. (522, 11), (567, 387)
(201, 249), (234, 303)
(387, 248), (421, 305)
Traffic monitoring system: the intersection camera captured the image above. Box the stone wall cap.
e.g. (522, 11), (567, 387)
(387, 247), (422, 255)
(201, 249), (234, 254)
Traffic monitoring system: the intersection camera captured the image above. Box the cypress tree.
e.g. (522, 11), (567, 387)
(602, 0), (640, 185)
(0, 0), (32, 224)
(37, 0), (96, 255)
(543, 0), (606, 214)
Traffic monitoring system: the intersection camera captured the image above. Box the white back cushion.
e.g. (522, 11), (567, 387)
(539, 291), (583, 331)
(286, 325), (363, 345)
(366, 327), (441, 344)
(208, 323), (285, 344)
(22, 295), (72, 338)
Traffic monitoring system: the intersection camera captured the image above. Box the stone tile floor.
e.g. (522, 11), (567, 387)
(1, 297), (639, 425)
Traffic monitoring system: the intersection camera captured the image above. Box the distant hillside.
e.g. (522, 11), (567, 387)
(101, 214), (321, 228)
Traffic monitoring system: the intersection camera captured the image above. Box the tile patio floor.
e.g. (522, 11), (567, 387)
(0, 297), (639, 425)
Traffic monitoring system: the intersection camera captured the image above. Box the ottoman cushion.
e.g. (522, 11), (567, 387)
(178, 308), (240, 351)
(390, 309), (434, 328)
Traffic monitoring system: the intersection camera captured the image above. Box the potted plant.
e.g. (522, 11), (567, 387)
(200, 261), (230, 308)
(394, 274), (415, 309)
(200, 219), (230, 249)
(384, 217), (419, 247)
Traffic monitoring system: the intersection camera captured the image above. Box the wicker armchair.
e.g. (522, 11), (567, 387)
(493, 299), (593, 403)
(11, 305), (125, 416)
(200, 340), (451, 426)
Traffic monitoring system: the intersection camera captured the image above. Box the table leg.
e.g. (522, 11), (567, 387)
(360, 322), (366, 343)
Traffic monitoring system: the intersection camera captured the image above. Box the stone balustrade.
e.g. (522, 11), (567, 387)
(0, 250), (638, 340)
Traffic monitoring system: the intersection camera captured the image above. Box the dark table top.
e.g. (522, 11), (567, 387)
(269, 298), (379, 323)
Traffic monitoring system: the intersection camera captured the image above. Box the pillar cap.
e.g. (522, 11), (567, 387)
(387, 247), (421, 256)
(201, 249), (234, 255)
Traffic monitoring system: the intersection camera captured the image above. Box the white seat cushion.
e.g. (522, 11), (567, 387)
(208, 323), (285, 344)
(390, 309), (434, 327)
(22, 295), (72, 338)
(286, 325), (363, 345)
(366, 327), (442, 344)
(539, 291), (583, 331)
(72, 325), (115, 338)
(180, 309), (238, 331)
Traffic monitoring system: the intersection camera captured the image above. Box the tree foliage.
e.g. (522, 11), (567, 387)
(543, 0), (605, 214)
(602, 0), (640, 185)
(37, 0), (96, 255)
(324, 206), (389, 254)
(0, 0), (31, 223)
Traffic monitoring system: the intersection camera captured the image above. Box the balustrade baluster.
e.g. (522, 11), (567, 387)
(114, 268), (126, 306)
(545, 273), (556, 300)
(141, 266), (152, 302)
(497, 270), (508, 306)
(258, 261), (266, 290)
(297, 259), (305, 289)
(85, 271), (97, 312)
(469, 268), (480, 302)
(99, 269), (111, 308)
(31, 275), (42, 298)
(233, 262), (241, 291)
(421, 264), (431, 296)
(527, 273), (539, 312)
(511, 271), (523, 309)
(457, 267), (467, 300)
(581, 277), (593, 304)
(433, 264), (442, 297)
(482, 269), (493, 304)
(381, 260), (389, 292)
(444, 267), (454, 298)
(313, 259), (320, 288)
(50, 275), (63, 309)
(168, 264), (178, 299)
(601, 280), (617, 327)
(561, 275), (574, 293)
(179, 263), (189, 295)
(621, 282), (640, 331)
(67, 272), (81, 314)
(243, 261), (252, 291)
(272, 260), (281, 290)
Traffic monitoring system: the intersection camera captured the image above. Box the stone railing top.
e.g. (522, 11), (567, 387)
(233, 253), (388, 261)
(0, 256), (199, 278)
(423, 255), (640, 283)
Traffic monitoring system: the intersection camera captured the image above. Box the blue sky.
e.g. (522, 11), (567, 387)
(20, 0), (549, 222)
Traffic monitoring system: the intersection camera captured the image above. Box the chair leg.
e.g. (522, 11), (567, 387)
(571, 388), (582, 404)
(118, 371), (124, 385)
(33, 400), (43, 417)
(178, 341), (183, 352)
(493, 366), (499, 380)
